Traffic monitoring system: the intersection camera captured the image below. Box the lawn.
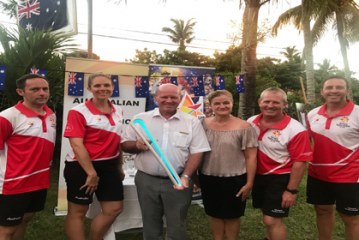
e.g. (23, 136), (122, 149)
(25, 162), (345, 240)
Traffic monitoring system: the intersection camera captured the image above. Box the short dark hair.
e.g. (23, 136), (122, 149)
(87, 73), (112, 87)
(322, 75), (349, 89)
(16, 74), (48, 89)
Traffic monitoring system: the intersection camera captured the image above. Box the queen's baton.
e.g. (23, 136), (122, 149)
(131, 119), (182, 187)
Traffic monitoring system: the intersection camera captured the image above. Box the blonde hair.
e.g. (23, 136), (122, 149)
(259, 87), (287, 103)
(207, 90), (233, 104)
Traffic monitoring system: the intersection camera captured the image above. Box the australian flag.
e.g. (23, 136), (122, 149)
(191, 76), (205, 96)
(111, 75), (120, 97)
(30, 67), (47, 77)
(0, 65), (6, 91)
(215, 76), (225, 90)
(17, 0), (68, 31)
(135, 76), (149, 98)
(170, 77), (178, 85)
(160, 76), (178, 85)
(235, 75), (245, 93)
(68, 72), (84, 96)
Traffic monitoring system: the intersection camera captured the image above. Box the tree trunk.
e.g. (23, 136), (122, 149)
(238, 0), (260, 119)
(302, 0), (315, 104)
(335, 10), (351, 80)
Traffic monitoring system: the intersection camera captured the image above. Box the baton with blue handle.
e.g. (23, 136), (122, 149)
(131, 119), (182, 187)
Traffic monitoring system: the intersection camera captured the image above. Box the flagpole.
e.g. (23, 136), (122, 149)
(87, 0), (93, 58)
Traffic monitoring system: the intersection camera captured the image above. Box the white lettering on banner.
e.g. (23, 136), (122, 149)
(72, 98), (140, 107)
(111, 99), (140, 106)
(122, 119), (131, 124)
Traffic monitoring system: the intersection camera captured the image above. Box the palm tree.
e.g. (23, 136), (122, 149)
(0, 26), (76, 108)
(272, 0), (321, 104)
(311, 0), (359, 80)
(238, 0), (277, 119)
(272, 0), (359, 104)
(0, 0), (17, 19)
(280, 46), (301, 63)
(162, 18), (196, 52)
(0, 1), (77, 108)
(276, 46), (303, 91)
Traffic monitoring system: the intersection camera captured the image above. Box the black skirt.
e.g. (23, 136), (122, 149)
(199, 172), (247, 219)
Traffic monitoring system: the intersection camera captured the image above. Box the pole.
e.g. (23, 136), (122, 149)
(300, 77), (309, 105)
(87, 0), (93, 59)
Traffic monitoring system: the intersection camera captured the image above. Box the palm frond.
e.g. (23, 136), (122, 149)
(311, 6), (334, 45)
(272, 5), (302, 36)
(0, 0), (18, 19)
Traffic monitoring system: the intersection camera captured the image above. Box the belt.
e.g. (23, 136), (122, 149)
(139, 170), (182, 180)
(152, 175), (170, 179)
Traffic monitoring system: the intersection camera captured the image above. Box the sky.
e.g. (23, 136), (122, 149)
(1, 0), (359, 76)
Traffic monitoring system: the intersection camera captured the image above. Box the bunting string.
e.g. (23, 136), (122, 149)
(0, 64), (245, 97)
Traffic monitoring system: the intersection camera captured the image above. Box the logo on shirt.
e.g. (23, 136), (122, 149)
(336, 116), (350, 128)
(65, 124), (73, 132)
(27, 121), (34, 127)
(49, 116), (56, 128)
(97, 117), (102, 121)
(267, 130), (281, 143)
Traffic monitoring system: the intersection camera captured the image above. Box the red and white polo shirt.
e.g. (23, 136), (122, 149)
(0, 102), (56, 194)
(307, 101), (359, 183)
(64, 99), (123, 162)
(248, 114), (312, 175)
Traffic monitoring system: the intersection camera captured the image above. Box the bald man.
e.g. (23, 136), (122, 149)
(122, 84), (210, 240)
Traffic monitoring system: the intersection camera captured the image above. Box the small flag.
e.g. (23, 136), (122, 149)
(178, 76), (191, 94)
(235, 75), (245, 93)
(159, 76), (178, 85)
(215, 76), (225, 90)
(30, 67), (47, 77)
(160, 76), (171, 84)
(18, 0), (68, 31)
(135, 76), (149, 98)
(170, 77), (178, 85)
(111, 75), (120, 97)
(191, 76), (205, 96)
(68, 72), (84, 96)
(0, 65), (6, 91)
(147, 96), (158, 111)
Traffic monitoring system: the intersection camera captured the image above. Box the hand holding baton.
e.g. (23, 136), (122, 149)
(131, 119), (182, 187)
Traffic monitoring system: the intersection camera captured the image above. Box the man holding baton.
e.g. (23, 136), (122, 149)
(122, 83), (210, 240)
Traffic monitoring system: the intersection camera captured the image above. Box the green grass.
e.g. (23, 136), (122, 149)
(25, 164), (345, 240)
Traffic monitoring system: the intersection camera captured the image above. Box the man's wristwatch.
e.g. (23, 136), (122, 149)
(181, 174), (191, 181)
(285, 188), (299, 194)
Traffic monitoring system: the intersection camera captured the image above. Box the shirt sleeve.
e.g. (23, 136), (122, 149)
(241, 127), (259, 150)
(0, 116), (13, 150)
(288, 130), (313, 162)
(189, 117), (211, 154)
(63, 110), (87, 138)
